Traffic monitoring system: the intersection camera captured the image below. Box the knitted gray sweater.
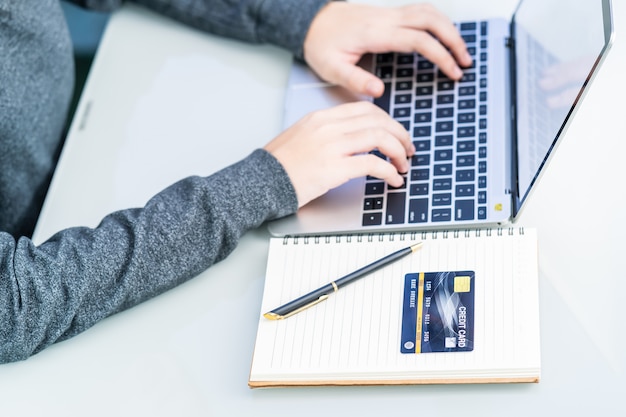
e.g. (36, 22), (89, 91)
(0, 0), (327, 363)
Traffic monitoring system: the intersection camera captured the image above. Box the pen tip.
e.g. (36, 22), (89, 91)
(410, 242), (424, 252)
(263, 312), (283, 320)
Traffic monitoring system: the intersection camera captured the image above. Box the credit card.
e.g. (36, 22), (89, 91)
(401, 271), (475, 354)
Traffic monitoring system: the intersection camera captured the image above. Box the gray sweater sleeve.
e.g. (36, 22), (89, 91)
(0, 149), (298, 363)
(71, 0), (331, 59)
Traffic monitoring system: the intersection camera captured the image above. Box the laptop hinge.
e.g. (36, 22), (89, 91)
(506, 22), (521, 215)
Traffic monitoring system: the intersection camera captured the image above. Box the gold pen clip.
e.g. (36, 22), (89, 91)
(263, 294), (330, 321)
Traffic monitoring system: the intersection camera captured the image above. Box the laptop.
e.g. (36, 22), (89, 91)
(268, 0), (613, 237)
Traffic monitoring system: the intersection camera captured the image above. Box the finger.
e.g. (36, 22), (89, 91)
(403, 6), (472, 68)
(344, 153), (405, 187)
(394, 28), (466, 80)
(330, 105), (414, 155)
(385, 5), (470, 76)
(341, 125), (411, 174)
(332, 62), (386, 97)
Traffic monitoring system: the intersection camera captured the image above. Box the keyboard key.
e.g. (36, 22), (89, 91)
(408, 198), (429, 223)
(437, 80), (455, 91)
(460, 73), (476, 83)
(479, 132), (487, 143)
(478, 191), (487, 204)
(411, 154), (430, 166)
(434, 149), (453, 161)
(462, 34), (477, 43)
(364, 197), (383, 210)
(457, 154), (475, 166)
(413, 140), (431, 152)
(456, 169), (475, 182)
(435, 121), (453, 132)
(433, 178), (452, 190)
(362, 212), (383, 226)
(457, 127), (476, 138)
(457, 140), (476, 152)
(455, 200), (475, 220)
(396, 80), (412, 91)
(460, 22), (477, 31)
(418, 60), (434, 70)
(478, 176), (487, 188)
(396, 67), (414, 78)
(458, 99), (476, 109)
(414, 112), (432, 123)
(386, 192), (406, 224)
(365, 182), (385, 195)
(393, 107), (411, 118)
(479, 118), (487, 129)
(411, 169), (430, 181)
(376, 65), (393, 80)
(478, 206), (487, 219)
(395, 93), (412, 105)
(410, 183), (429, 196)
(433, 164), (453, 176)
(479, 104), (487, 115)
(416, 86), (434, 96)
(459, 86), (476, 96)
(478, 160), (487, 173)
(437, 94), (454, 104)
(456, 184), (475, 197)
(413, 126), (432, 137)
(435, 135), (453, 147)
(415, 98), (433, 109)
(436, 107), (454, 118)
(457, 112), (476, 123)
(376, 53), (393, 64)
(432, 208), (451, 222)
(397, 54), (415, 65)
(373, 82), (391, 113)
(416, 72), (435, 83)
(433, 193), (452, 206)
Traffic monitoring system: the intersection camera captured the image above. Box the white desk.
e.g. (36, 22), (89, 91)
(2, 1), (625, 415)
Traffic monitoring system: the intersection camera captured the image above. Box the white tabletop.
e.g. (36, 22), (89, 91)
(3, 1), (624, 415)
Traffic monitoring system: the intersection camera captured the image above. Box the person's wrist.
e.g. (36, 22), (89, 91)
(303, 1), (344, 65)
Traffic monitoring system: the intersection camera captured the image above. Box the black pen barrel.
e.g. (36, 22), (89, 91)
(334, 246), (412, 287)
(269, 282), (336, 317)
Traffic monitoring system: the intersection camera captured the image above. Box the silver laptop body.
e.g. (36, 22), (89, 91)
(268, 0), (614, 237)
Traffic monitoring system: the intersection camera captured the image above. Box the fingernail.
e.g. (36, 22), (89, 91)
(366, 79), (382, 97)
(453, 66), (463, 80)
(402, 159), (410, 173)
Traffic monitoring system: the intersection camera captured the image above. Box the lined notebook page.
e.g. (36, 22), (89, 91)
(249, 228), (540, 386)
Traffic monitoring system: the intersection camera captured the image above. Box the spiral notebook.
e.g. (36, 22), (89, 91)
(249, 227), (540, 387)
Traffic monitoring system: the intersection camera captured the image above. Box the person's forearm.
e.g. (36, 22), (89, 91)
(0, 149), (297, 364)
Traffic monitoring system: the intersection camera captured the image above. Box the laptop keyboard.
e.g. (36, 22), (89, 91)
(363, 21), (489, 227)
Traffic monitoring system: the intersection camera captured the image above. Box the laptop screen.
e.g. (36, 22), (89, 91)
(513, 0), (613, 210)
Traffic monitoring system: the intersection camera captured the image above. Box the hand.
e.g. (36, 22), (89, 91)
(303, 2), (472, 98)
(539, 55), (595, 109)
(264, 101), (414, 207)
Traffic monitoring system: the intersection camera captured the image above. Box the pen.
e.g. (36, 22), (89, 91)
(263, 242), (423, 320)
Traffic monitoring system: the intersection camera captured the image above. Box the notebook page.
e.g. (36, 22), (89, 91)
(250, 228), (540, 385)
